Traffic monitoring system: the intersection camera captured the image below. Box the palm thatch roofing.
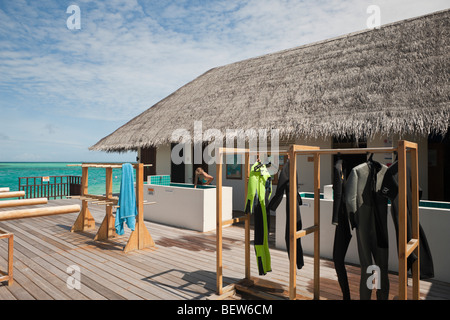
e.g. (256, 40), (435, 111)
(90, 9), (450, 152)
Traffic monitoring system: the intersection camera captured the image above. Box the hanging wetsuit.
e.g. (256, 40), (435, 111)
(245, 162), (272, 276)
(380, 161), (434, 279)
(268, 159), (304, 270)
(332, 159), (352, 300)
(345, 160), (390, 300)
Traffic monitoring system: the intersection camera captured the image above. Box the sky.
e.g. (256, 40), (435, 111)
(0, 0), (449, 162)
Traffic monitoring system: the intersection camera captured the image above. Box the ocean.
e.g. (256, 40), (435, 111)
(0, 162), (130, 197)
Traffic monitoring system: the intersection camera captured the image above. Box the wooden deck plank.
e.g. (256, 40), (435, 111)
(64, 205), (450, 300)
(0, 219), (135, 300)
(0, 199), (449, 300)
(1, 208), (200, 300)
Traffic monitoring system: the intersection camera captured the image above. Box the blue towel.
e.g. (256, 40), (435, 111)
(115, 163), (137, 235)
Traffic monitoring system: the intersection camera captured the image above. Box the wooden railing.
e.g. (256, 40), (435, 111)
(18, 176), (82, 200)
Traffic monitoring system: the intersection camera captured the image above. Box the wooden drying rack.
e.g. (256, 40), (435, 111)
(0, 188), (81, 286)
(214, 140), (420, 300)
(67, 163), (155, 253)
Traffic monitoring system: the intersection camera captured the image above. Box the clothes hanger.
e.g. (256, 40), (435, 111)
(254, 161), (271, 171)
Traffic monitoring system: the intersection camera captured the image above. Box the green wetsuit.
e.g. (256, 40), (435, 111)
(245, 162), (272, 275)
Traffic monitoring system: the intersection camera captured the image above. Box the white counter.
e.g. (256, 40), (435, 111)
(142, 183), (233, 232)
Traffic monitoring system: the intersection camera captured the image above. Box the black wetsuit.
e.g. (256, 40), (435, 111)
(268, 159), (304, 270)
(332, 159), (352, 300)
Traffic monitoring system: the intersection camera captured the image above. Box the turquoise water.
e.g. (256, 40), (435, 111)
(0, 162), (131, 197)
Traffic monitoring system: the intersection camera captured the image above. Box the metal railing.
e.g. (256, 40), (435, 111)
(18, 176), (81, 199)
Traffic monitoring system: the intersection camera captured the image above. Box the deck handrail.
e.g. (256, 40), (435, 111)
(18, 175), (82, 200)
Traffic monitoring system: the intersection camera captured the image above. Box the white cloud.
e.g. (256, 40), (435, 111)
(1, 0), (449, 123)
(0, 0), (449, 161)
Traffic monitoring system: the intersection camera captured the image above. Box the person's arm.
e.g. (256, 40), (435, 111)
(345, 168), (358, 229)
(194, 172), (199, 188)
(204, 173), (213, 185)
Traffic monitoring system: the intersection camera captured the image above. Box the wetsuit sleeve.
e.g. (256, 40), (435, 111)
(245, 172), (257, 214)
(345, 167), (358, 229)
(268, 166), (288, 211)
(332, 162), (343, 225)
(380, 162), (398, 200)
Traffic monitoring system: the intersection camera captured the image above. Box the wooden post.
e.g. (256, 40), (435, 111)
(313, 152), (320, 300)
(94, 167), (117, 241)
(244, 152), (251, 280)
(8, 233), (13, 286)
(288, 146), (297, 300)
(0, 230), (14, 286)
(124, 163), (155, 253)
(0, 191), (25, 199)
(71, 167), (95, 232)
(0, 205), (81, 221)
(216, 151), (223, 295)
(0, 198), (48, 209)
(397, 140), (408, 300)
(410, 143), (420, 300)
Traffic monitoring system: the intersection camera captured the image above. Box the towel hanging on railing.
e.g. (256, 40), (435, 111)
(115, 163), (138, 236)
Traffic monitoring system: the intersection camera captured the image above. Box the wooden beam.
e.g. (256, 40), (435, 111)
(410, 142), (420, 300)
(291, 145), (321, 153)
(288, 146), (297, 300)
(0, 191), (25, 199)
(207, 283), (237, 300)
(71, 167), (95, 232)
(313, 152), (321, 300)
(397, 140), (408, 300)
(222, 215), (248, 226)
(406, 239), (419, 258)
(0, 187), (10, 193)
(0, 198), (48, 209)
(294, 147), (396, 155)
(295, 225), (318, 239)
(244, 152), (251, 280)
(0, 205), (80, 221)
(402, 141), (418, 150)
(0, 230), (13, 286)
(216, 159), (223, 295)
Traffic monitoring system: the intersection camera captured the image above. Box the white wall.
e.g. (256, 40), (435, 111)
(143, 183), (233, 232)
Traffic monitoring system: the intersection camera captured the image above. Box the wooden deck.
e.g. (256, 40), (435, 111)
(0, 199), (449, 300)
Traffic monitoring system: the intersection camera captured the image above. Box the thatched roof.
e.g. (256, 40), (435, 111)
(91, 9), (450, 152)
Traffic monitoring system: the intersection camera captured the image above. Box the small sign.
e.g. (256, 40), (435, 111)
(42, 176), (50, 182)
(148, 188), (154, 195)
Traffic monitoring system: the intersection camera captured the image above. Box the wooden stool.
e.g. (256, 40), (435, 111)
(0, 229), (13, 286)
